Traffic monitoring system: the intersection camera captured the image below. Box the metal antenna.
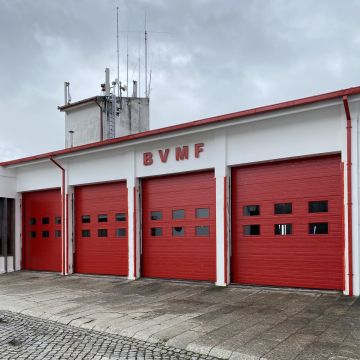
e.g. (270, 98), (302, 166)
(126, 28), (129, 97)
(144, 9), (148, 98)
(138, 31), (141, 98)
(116, 6), (120, 97)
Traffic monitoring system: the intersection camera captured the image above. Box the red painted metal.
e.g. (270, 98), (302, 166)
(133, 186), (137, 278)
(23, 189), (62, 272)
(74, 182), (128, 276)
(50, 157), (66, 275)
(343, 96), (353, 296)
(3, 86), (360, 168)
(231, 155), (344, 290)
(142, 171), (216, 281)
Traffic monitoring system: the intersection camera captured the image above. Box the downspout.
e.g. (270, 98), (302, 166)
(95, 99), (104, 141)
(50, 157), (67, 276)
(343, 96), (353, 296)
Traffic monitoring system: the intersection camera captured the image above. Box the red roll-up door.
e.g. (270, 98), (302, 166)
(142, 171), (216, 281)
(231, 155), (344, 290)
(23, 189), (62, 272)
(74, 182), (128, 276)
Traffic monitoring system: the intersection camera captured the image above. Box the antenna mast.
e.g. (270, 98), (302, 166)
(116, 7), (120, 97)
(144, 10), (148, 98)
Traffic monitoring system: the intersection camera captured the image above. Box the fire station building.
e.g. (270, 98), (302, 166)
(0, 86), (359, 296)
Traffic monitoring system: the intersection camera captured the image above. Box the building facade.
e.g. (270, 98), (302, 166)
(0, 87), (359, 296)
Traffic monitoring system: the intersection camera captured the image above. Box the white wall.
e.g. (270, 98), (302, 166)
(16, 162), (61, 192)
(65, 103), (101, 148)
(227, 105), (343, 166)
(0, 167), (16, 198)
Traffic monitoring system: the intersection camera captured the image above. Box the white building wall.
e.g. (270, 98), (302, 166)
(65, 103), (101, 148)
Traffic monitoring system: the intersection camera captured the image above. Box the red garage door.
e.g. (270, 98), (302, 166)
(23, 189), (62, 272)
(231, 155), (344, 290)
(75, 182), (128, 276)
(142, 171), (216, 281)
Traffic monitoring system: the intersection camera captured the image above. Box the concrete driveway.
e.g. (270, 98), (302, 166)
(0, 272), (359, 360)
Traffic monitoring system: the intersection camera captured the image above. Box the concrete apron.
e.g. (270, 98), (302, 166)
(0, 271), (359, 360)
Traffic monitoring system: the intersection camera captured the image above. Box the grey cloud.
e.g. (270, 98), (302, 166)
(0, 0), (359, 160)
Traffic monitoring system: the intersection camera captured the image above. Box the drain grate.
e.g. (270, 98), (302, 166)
(8, 339), (21, 347)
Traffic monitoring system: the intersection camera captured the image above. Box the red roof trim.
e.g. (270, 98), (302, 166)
(58, 96), (103, 111)
(3, 86), (360, 167)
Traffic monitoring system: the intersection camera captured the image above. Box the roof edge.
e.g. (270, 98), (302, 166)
(4, 85), (360, 167)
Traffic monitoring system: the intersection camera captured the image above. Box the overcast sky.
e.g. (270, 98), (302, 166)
(0, 0), (360, 161)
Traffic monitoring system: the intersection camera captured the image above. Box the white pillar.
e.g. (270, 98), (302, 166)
(215, 174), (230, 286)
(127, 177), (141, 280)
(14, 193), (21, 271)
(214, 130), (230, 286)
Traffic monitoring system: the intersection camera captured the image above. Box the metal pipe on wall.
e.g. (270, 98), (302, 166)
(343, 96), (353, 296)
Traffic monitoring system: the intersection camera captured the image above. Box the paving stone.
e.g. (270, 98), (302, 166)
(0, 311), (219, 359)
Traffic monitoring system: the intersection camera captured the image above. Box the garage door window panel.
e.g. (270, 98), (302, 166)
(196, 208), (209, 218)
(30, 231), (36, 238)
(116, 213), (126, 221)
(98, 214), (108, 222)
(82, 215), (91, 223)
(309, 222), (328, 235)
(274, 224), (292, 235)
(42, 217), (49, 225)
(82, 230), (90, 237)
(243, 205), (260, 216)
(30, 218), (36, 225)
(151, 227), (162, 236)
(274, 203), (292, 215)
(116, 228), (126, 237)
(172, 209), (185, 219)
(42, 231), (49, 238)
(98, 229), (108, 237)
(172, 227), (185, 236)
(309, 201), (328, 213)
(196, 225), (210, 236)
(151, 211), (162, 220)
(243, 225), (260, 235)
(55, 216), (61, 225)
(55, 230), (61, 237)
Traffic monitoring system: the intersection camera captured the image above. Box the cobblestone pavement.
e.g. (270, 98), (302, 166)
(0, 311), (219, 360)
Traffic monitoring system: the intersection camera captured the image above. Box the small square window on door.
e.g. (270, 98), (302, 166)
(55, 230), (61, 237)
(309, 201), (328, 213)
(30, 218), (36, 225)
(42, 217), (49, 225)
(274, 224), (292, 235)
(274, 203), (292, 214)
(42, 231), (49, 238)
(172, 209), (185, 219)
(98, 214), (108, 222)
(309, 223), (328, 235)
(81, 215), (90, 223)
(151, 228), (162, 236)
(172, 227), (184, 236)
(55, 216), (61, 225)
(116, 213), (126, 221)
(116, 228), (126, 237)
(150, 211), (162, 220)
(98, 229), (108, 237)
(196, 208), (209, 218)
(196, 226), (210, 236)
(82, 230), (90, 237)
(243, 225), (260, 235)
(243, 205), (260, 216)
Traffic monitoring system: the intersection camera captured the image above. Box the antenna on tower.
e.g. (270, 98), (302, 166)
(116, 6), (120, 97)
(126, 26), (129, 97)
(144, 9), (148, 98)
